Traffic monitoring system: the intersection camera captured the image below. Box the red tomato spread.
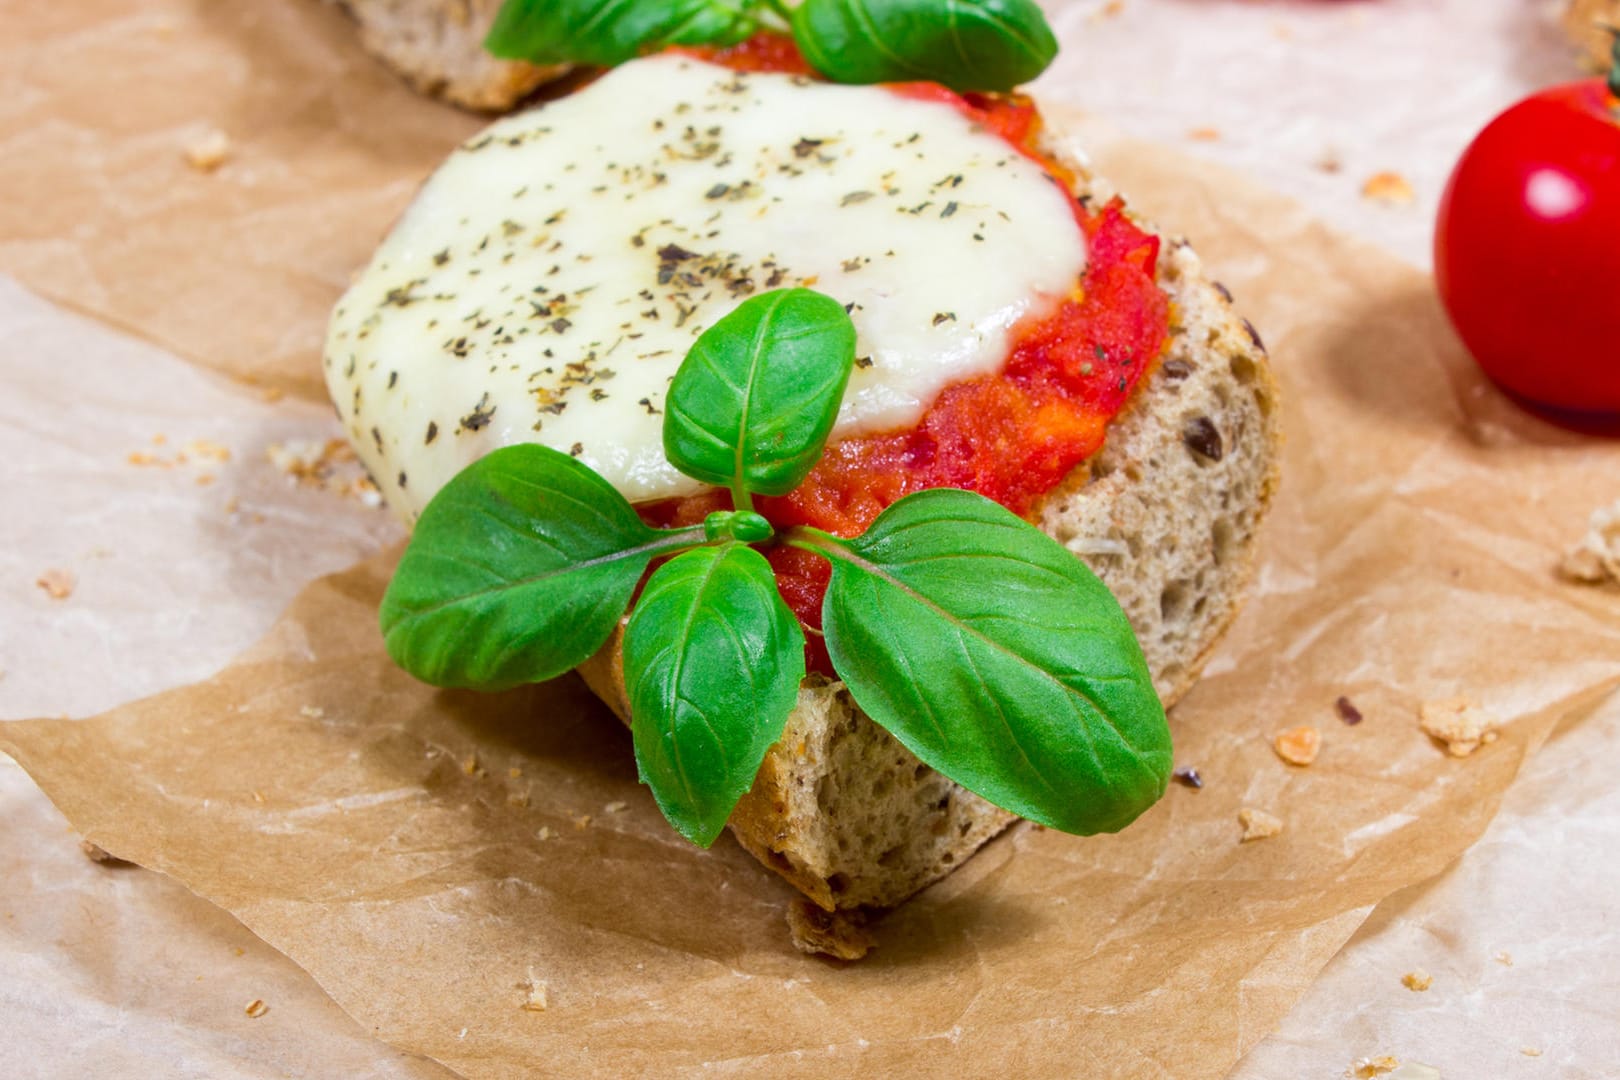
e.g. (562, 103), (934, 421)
(651, 36), (1171, 673)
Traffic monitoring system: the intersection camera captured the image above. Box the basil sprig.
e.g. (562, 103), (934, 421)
(486, 0), (1059, 93)
(383, 286), (1171, 847)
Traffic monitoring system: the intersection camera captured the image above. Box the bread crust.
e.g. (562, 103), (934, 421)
(577, 127), (1281, 921)
(332, 0), (566, 111)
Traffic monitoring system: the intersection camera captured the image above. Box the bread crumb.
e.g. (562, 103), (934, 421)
(1347, 1056), (1400, 1078)
(299, 705), (325, 720)
(265, 438), (383, 507)
(461, 754), (482, 777)
(1419, 698), (1499, 757)
(79, 840), (128, 865)
(252, 790), (266, 804)
(244, 999), (268, 1019)
(185, 438), (232, 463)
(1494, 950), (1514, 966)
(1362, 171), (1416, 206)
(1239, 807), (1283, 842)
(185, 129), (232, 172)
(1401, 969), (1432, 991)
(571, 813), (593, 830)
(508, 767), (523, 780)
(233, 947), (245, 957)
(36, 569), (76, 600)
(786, 898), (875, 960)
(1521, 1046), (1542, 1057)
(1274, 725), (1321, 765)
(536, 826), (554, 841)
(1559, 499), (1620, 584)
(603, 800), (628, 814)
(1088, 0), (1125, 22)
(521, 968), (549, 1011)
(1186, 127), (1221, 142)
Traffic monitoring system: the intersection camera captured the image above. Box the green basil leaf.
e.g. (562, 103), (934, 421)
(486, 0), (760, 66)
(664, 288), (856, 498)
(791, 0), (1058, 92)
(381, 444), (697, 691)
(805, 488), (1170, 835)
(623, 543), (806, 846)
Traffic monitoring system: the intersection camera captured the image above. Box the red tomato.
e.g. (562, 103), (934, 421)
(1434, 71), (1620, 416)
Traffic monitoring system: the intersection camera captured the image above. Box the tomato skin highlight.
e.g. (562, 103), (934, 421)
(1435, 80), (1620, 416)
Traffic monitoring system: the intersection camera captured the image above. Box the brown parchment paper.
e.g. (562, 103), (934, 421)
(4, 1), (1620, 1077)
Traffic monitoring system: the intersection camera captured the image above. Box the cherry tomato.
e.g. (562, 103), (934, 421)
(1434, 54), (1620, 417)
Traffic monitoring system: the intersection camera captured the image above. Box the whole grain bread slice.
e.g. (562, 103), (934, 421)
(330, 0), (565, 111)
(578, 134), (1281, 933)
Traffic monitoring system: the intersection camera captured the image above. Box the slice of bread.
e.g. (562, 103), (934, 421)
(330, 0), (565, 111)
(577, 134), (1281, 938)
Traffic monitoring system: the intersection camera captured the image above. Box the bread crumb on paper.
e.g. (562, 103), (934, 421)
(1347, 1056), (1400, 1078)
(1401, 969), (1432, 991)
(786, 898), (875, 961)
(1186, 127), (1221, 142)
(1558, 500), (1620, 584)
(536, 826), (553, 841)
(1273, 725), (1321, 766)
(1419, 697), (1499, 757)
(570, 813), (593, 830)
(79, 840), (128, 866)
(36, 569), (76, 600)
(185, 128), (232, 172)
(265, 438), (384, 507)
(461, 753), (482, 777)
(603, 800), (628, 814)
(521, 968), (549, 1012)
(244, 999), (269, 1019)
(1494, 950), (1514, 966)
(1521, 1046), (1542, 1057)
(1238, 808), (1283, 842)
(299, 705), (325, 720)
(1362, 171), (1416, 206)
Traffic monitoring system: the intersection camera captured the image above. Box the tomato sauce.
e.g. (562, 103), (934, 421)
(652, 36), (1171, 673)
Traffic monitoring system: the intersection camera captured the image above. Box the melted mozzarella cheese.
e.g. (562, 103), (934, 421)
(325, 54), (1086, 518)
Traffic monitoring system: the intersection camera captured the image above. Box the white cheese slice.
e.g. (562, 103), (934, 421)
(325, 53), (1086, 518)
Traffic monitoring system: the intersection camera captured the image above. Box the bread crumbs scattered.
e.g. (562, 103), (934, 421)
(186, 439), (232, 463)
(1186, 127), (1221, 142)
(233, 947), (245, 957)
(299, 705), (325, 720)
(603, 801), (628, 814)
(244, 999), (269, 1019)
(1087, 0), (1125, 22)
(1347, 1056), (1400, 1078)
(1274, 725), (1321, 765)
(1521, 1047), (1542, 1058)
(1558, 499), (1620, 584)
(1362, 171), (1416, 206)
(185, 129), (232, 172)
(1401, 969), (1432, 991)
(1239, 807), (1283, 842)
(252, 790), (266, 804)
(1419, 697), (1499, 757)
(461, 754), (482, 777)
(521, 968), (549, 1012)
(36, 569), (76, 600)
(265, 438), (383, 507)
(536, 826), (554, 841)
(571, 813), (593, 830)
(1494, 950), (1514, 966)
